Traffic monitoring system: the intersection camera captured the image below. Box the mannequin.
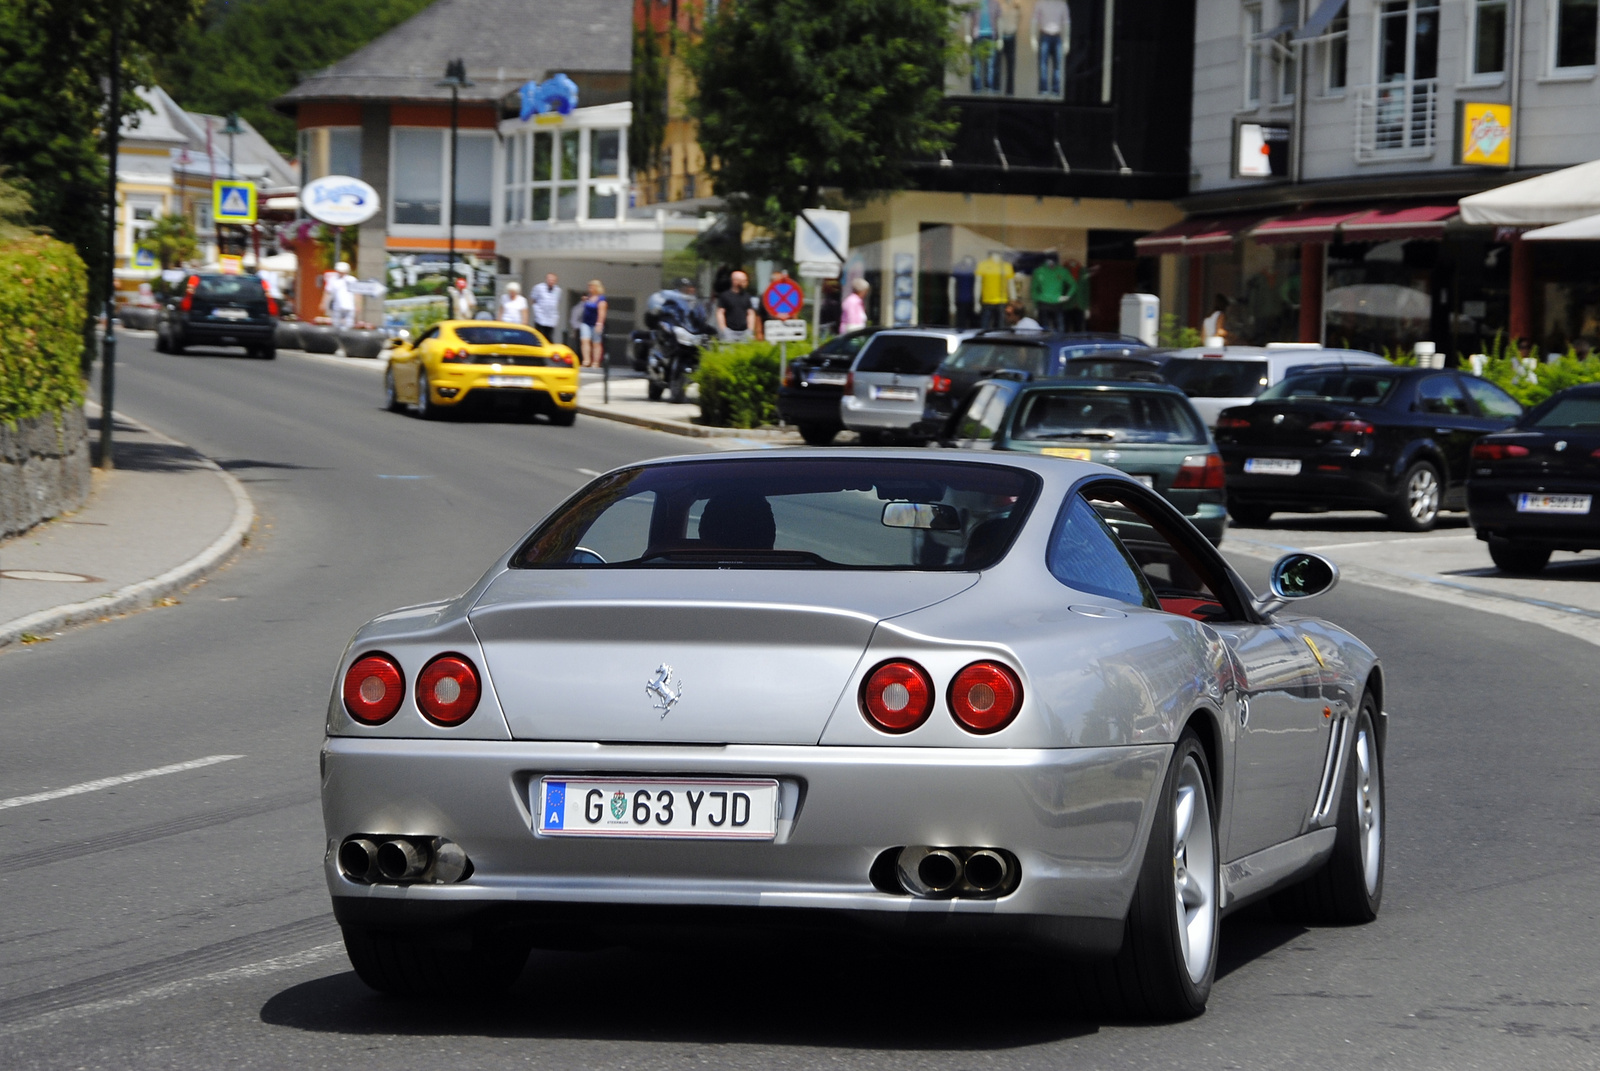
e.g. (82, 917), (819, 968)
(1063, 259), (1090, 332)
(975, 251), (1014, 330)
(951, 255), (977, 329)
(966, 0), (1000, 93)
(998, 0), (1024, 96)
(1032, 0), (1070, 98)
(1030, 249), (1070, 331)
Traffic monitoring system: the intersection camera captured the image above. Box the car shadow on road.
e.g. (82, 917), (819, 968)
(260, 910), (1305, 1044)
(1238, 512), (1471, 535)
(1445, 556), (1600, 581)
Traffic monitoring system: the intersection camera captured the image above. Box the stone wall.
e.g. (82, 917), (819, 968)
(0, 407), (91, 540)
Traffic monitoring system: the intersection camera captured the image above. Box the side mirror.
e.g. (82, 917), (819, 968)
(1254, 552), (1339, 616)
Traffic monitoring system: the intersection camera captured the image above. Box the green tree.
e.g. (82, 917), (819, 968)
(630, 25), (669, 183)
(156, 0), (435, 153)
(686, 0), (958, 241)
(0, 172), (34, 242)
(136, 211), (198, 269)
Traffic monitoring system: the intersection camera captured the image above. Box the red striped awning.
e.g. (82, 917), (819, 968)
(1134, 219), (1209, 256)
(1185, 214), (1273, 254)
(1250, 208), (1369, 245)
(1339, 204), (1458, 241)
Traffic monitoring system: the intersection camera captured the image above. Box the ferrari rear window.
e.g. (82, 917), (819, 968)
(1012, 389), (1206, 444)
(455, 326), (546, 346)
(514, 458), (1040, 570)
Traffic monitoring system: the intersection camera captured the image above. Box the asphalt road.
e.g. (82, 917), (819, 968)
(1, 335), (1597, 1069)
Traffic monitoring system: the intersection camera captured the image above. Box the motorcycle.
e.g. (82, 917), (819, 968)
(634, 288), (710, 404)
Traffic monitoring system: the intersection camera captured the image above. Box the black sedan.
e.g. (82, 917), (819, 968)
(1468, 384), (1600, 573)
(774, 329), (880, 445)
(915, 332), (1151, 438)
(1214, 366), (1523, 531)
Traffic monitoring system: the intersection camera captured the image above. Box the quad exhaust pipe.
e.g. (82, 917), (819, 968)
(337, 835), (472, 885)
(893, 845), (1017, 899)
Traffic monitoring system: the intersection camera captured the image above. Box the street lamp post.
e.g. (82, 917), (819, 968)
(437, 59), (473, 296)
(100, 4), (122, 471)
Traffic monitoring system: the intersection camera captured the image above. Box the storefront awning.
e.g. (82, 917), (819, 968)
(1523, 212), (1600, 240)
(1133, 219), (1209, 256)
(1459, 159), (1600, 226)
(1250, 208), (1368, 244)
(1185, 215), (1272, 254)
(1339, 204), (1457, 241)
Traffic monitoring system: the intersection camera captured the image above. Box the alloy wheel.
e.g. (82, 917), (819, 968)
(1354, 725), (1383, 897)
(1407, 467), (1439, 525)
(1172, 754), (1217, 984)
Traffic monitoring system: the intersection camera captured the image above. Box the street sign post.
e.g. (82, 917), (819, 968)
(212, 179), (257, 225)
(762, 278), (803, 320)
(764, 319), (807, 342)
(797, 260), (841, 279)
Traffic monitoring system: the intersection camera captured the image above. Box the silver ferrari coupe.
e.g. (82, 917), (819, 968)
(321, 450), (1386, 1019)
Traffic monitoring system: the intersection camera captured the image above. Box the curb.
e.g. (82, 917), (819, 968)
(575, 402), (800, 441)
(0, 407), (256, 650)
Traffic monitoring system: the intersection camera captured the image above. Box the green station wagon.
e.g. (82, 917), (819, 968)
(941, 378), (1228, 544)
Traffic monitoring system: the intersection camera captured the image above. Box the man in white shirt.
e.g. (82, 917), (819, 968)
(529, 272), (561, 342)
(498, 281), (529, 325)
(323, 261), (355, 330)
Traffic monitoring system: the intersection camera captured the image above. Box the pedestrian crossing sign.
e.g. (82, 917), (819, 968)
(212, 180), (257, 224)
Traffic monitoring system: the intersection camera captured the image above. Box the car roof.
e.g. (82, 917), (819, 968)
(870, 326), (977, 338)
(1065, 352), (1164, 365)
(1020, 377), (1187, 395)
(637, 446), (1129, 482)
(965, 330), (1148, 346)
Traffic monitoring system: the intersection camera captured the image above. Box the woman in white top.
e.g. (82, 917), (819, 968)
(498, 282), (528, 325)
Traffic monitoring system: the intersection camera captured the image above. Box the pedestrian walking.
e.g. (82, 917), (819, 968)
(1202, 294), (1229, 343)
(323, 260), (356, 330)
(841, 277), (870, 332)
(498, 281), (528, 325)
(579, 279), (607, 367)
(530, 272), (561, 342)
(715, 270), (756, 342)
(451, 277), (478, 320)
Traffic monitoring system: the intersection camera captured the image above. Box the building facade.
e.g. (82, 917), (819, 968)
(1163, 0), (1600, 355)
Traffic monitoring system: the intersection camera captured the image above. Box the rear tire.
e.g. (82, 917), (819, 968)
(170, 333), (186, 356)
(155, 328), (170, 354)
(340, 925), (530, 1000)
(647, 378), (665, 401)
(548, 407), (577, 427)
(1389, 461), (1441, 531)
(798, 423), (839, 446)
(1080, 729), (1218, 1020)
(1488, 536), (1551, 574)
(857, 429), (888, 447)
(416, 372), (439, 420)
(1228, 502), (1274, 527)
(667, 367), (689, 405)
(260, 346), (277, 360)
(384, 369), (405, 412)
(1272, 694), (1384, 924)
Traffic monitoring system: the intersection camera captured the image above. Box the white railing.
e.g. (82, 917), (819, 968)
(1352, 79), (1438, 161)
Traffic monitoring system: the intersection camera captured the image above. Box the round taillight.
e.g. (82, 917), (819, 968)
(416, 654), (481, 726)
(949, 661), (1022, 734)
(343, 654), (404, 724)
(860, 660), (934, 733)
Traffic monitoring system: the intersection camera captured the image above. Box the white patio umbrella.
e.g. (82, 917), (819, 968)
(1522, 213), (1600, 241)
(1324, 284), (1431, 321)
(1459, 159), (1600, 226)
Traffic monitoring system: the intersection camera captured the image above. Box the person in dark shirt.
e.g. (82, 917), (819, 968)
(716, 270), (756, 342)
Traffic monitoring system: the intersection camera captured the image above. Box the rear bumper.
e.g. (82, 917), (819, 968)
(1469, 480), (1600, 548)
(841, 396), (925, 433)
(321, 736), (1170, 953)
(436, 371), (579, 410)
(176, 320), (274, 346)
(776, 388), (844, 427)
(1221, 450), (1395, 511)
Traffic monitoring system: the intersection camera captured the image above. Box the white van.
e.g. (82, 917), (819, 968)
(1160, 344), (1391, 426)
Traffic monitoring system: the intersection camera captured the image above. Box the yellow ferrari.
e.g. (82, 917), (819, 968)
(385, 320), (580, 424)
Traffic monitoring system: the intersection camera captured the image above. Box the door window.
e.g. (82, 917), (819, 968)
(1047, 494), (1154, 607)
(1461, 375), (1523, 419)
(954, 383), (1010, 441)
(1416, 374), (1471, 416)
(1082, 483), (1246, 622)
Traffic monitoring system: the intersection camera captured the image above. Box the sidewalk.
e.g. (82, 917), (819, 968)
(577, 374), (805, 443)
(0, 406), (253, 649)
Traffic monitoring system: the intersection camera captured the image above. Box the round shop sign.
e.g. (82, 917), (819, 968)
(301, 175), (381, 227)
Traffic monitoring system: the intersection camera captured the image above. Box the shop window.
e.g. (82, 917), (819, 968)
(1244, 3), (1263, 106)
(1324, 7), (1349, 92)
(393, 128), (444, 225)
(328, 128), (360, 178)
(591, 130), (620, 178)
(558, 131), (579, 220)
(1471, 0), (1508, 77)
(589, 186), (619, 220)
(531, 132), (553, 221)
(1378, 0), (1439, 83)
(1553, 0), (1599, 70)
(454, 132), (493, 227)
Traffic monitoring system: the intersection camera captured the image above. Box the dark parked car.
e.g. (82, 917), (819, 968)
(916, 331), (1152, 438)
(942, 377), (1227, 544)
(156, 272), (279, 359)
(1214, 366), (1523, 531)
(1467, 383), (1600, 573)
(775, 329), (880, 445)
(1061, 352), (1169, 383)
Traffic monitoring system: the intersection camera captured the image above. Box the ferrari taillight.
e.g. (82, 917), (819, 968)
(1172, 453), (1226, 489)
(860, 660), (934, 733)
(1472, 442), (1529, 461)
(948, 661), (1022, 734)
(342, 653), (404, 724)
(441, 348), (470, 363)
(416, 654), (481, 726)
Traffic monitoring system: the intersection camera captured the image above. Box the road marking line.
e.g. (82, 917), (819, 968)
(0, 942), (342, 1038)
(0, 755), (244, 811)
(1297, 534), (1475, 552)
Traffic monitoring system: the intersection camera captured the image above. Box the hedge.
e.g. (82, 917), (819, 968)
(0, 236), (87, 424)
(694, 339), (812, 428)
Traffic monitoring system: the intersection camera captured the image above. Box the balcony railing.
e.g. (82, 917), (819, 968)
(1353, 78), (1438, 161)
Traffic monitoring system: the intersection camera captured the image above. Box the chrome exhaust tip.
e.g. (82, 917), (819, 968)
(897, 846), (962, 896)
(962, 849), (1010, 892)
(376, 838), (429, 881)
(338, 838), (379, 881)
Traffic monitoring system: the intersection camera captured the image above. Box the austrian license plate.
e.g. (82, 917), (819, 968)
(211, 307), (248, 320)
(1244, 457), (1302, 476)
(487, 375), (534, 387)
(807, 371), (847, 386)
(872, 386), (918, 401)
(536, 777), (780, 840)
(1517, 492), (1592, 514)
(1041, 447), (1092, 460)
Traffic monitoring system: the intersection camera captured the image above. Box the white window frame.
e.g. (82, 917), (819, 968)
(1466, 0), (1509, 82)
(388, 126), (447, 233)
(451, 129), (496, 231)
(1372, 0), (1440, 84)
(1275, 0), (1298, 103)
(1548, 0), (1599, 76)
(1322, 4), (1349, 95)
(1244, 3), (1265, 106)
